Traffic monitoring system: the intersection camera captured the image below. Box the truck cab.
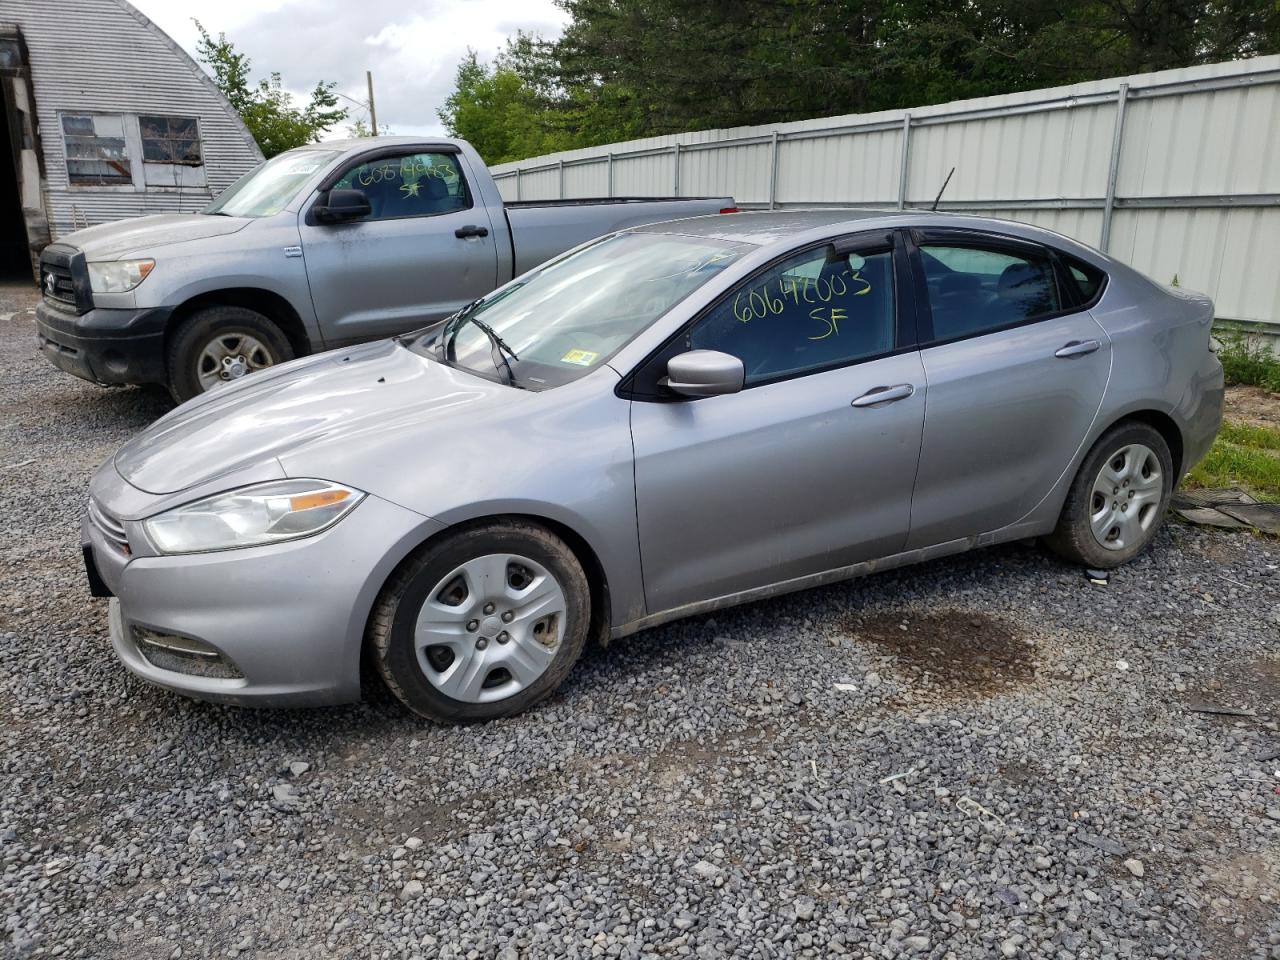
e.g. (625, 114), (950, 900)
(34, 136), (734, 401)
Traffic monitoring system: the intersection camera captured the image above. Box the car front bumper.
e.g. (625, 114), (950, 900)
(36, 299), (171, 387)
(85, 492), (444, 708)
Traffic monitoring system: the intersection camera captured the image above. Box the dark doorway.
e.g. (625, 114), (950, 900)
(0, 92), (29, 279)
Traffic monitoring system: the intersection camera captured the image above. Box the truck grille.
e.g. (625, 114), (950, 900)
(38, 244), (90, 314)
(88, 499), (131, 555)
(40, 263), (77, 308)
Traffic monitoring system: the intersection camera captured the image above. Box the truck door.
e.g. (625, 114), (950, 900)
(299, 147), (499, 346)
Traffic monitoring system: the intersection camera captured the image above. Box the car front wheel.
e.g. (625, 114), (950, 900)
(1046, 420), (1174, 569)
(369, 521), (591, 723)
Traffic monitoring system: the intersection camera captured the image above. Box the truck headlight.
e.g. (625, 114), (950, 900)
(143, 480), (365, 554)
(88, 259), (155, 294)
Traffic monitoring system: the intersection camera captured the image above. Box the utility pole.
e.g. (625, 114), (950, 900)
(366, 71), (378, 136)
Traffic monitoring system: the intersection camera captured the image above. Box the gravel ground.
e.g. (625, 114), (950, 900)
(1, 280), (1278, 960)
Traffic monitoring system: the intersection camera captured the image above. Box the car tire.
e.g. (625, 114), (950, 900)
(369, 520), (591, 723)
(1045, 420), (1174, 569)
(167, 306), (294, 403)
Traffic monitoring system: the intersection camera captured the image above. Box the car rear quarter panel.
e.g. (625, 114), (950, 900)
(1087, 269), (1221, 473)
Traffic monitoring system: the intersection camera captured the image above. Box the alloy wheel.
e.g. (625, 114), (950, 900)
(196, 332), (276, 391)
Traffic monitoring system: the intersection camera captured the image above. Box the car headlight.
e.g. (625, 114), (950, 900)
(143, 479), (365, 555)
(88, 259), (155, 294)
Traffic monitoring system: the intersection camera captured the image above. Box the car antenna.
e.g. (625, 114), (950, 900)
(931, 167), (956, 212)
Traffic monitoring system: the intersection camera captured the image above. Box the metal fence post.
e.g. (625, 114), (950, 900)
(768, 131), (780, 209)
(673, 143), (681, 196)
(607, 153), (614, 198)
(557, 160), (565, 199)
(897, 114), (912, 210)
(1100, 82), (1130, 253)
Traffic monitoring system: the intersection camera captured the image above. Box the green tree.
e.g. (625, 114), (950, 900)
(195, 22), (347, 157)
(439, 0), (1280, 163)
(438, 46), (595, 164)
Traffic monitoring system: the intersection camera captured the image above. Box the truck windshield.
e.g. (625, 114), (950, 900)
(416, 232), (753, 390)
(205, 149), (339, 218)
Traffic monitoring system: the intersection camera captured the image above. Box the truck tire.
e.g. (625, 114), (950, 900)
(167, 306), (294, 403)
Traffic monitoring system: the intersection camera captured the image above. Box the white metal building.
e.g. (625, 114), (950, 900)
(0, 0), (262, 277)
(492, 57), (1280, 333)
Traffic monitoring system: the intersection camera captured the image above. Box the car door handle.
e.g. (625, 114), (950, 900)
(455, 225), (489, 239)
(851, 384), (915, 407)
(1054, 339), (1100, 359)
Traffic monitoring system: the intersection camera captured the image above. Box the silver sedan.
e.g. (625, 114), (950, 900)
(83, 211), (1224, 722)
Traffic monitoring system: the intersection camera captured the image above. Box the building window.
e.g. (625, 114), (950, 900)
(139, 115), (203, 165)
(62, 114), (131, 185)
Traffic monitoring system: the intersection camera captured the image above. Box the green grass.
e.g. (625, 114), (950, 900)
(1186, 418), (1280, 502)
(1217, 334), (1280, 391)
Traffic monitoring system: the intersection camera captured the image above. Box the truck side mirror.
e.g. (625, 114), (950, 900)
(315, 188), (371, 223)
(665, 350), (745, 397)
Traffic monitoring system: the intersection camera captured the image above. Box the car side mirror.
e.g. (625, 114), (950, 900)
(315, 188), (371, 223)
(665, 350), (744, 397)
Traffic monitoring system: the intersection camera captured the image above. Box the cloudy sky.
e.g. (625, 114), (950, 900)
(131, 0), (570, 138)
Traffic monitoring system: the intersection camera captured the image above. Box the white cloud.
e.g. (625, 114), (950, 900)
(129, 0), (568, 138)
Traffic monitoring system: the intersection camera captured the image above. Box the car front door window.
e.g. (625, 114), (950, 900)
(686, 243), (896, 385)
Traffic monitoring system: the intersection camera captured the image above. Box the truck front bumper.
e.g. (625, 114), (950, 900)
(35, 299), (171, 387)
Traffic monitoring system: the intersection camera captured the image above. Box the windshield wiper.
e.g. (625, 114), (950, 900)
(443, 299), (522, 387)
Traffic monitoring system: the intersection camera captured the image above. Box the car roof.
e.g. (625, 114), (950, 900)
(632, 208), (1113, 267)
(631, 209), (904, 245)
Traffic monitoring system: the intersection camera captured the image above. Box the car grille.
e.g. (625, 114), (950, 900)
(40, 262), (77, 309)
(88, 499), (131, 555)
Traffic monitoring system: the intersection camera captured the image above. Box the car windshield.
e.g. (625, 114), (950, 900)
(205, 149), (339, 218)
(413, 231), (753, 390)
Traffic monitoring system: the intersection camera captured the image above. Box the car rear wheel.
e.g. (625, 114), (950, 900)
(369, 521), (590, 723)
(167, 306), (294, 403)
(1045, 421), (1173, 569)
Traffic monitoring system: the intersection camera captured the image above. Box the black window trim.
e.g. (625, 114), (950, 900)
(617, 229), (918, 402)
(305, 144), (472, 226)
(908, 227), (1091, 348)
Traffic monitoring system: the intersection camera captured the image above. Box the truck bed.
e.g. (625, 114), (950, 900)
(504, 196), (735, 276)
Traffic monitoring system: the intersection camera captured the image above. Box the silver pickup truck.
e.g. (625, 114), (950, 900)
(35, 136), (735, 400)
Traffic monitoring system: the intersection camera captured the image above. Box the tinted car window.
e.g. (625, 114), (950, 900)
(686, 244), (896, 385)
(919, 244), (1060, 342)
(335, 152), (470, 220)
(1064, 255), (1106, 304)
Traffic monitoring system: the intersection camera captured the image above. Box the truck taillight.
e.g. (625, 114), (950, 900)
(719, 207), (739, 214)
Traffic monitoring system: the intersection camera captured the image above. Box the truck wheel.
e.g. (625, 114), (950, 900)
(368, 520), (591, 723)
(167, 306), (294, 403)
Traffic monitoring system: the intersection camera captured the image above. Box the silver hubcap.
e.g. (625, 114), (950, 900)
(1089, 442), (1163, 551)
(196, 332), (275, 391)
(415, 553), (566, 704)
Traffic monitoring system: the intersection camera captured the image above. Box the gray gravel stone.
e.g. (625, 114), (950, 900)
(1, 282), (1278, 958)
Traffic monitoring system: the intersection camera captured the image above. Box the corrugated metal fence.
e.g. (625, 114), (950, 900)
(491, 57), (1280, 328)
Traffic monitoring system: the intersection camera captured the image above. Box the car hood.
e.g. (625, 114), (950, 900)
(58, 214), (251, 260)
(114, 339), (527, 495)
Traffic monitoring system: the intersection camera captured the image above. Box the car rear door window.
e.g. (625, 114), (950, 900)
(686, 243), (896, 386)
(334, 152), (471, 220)
(918, 243), (1061, 342)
